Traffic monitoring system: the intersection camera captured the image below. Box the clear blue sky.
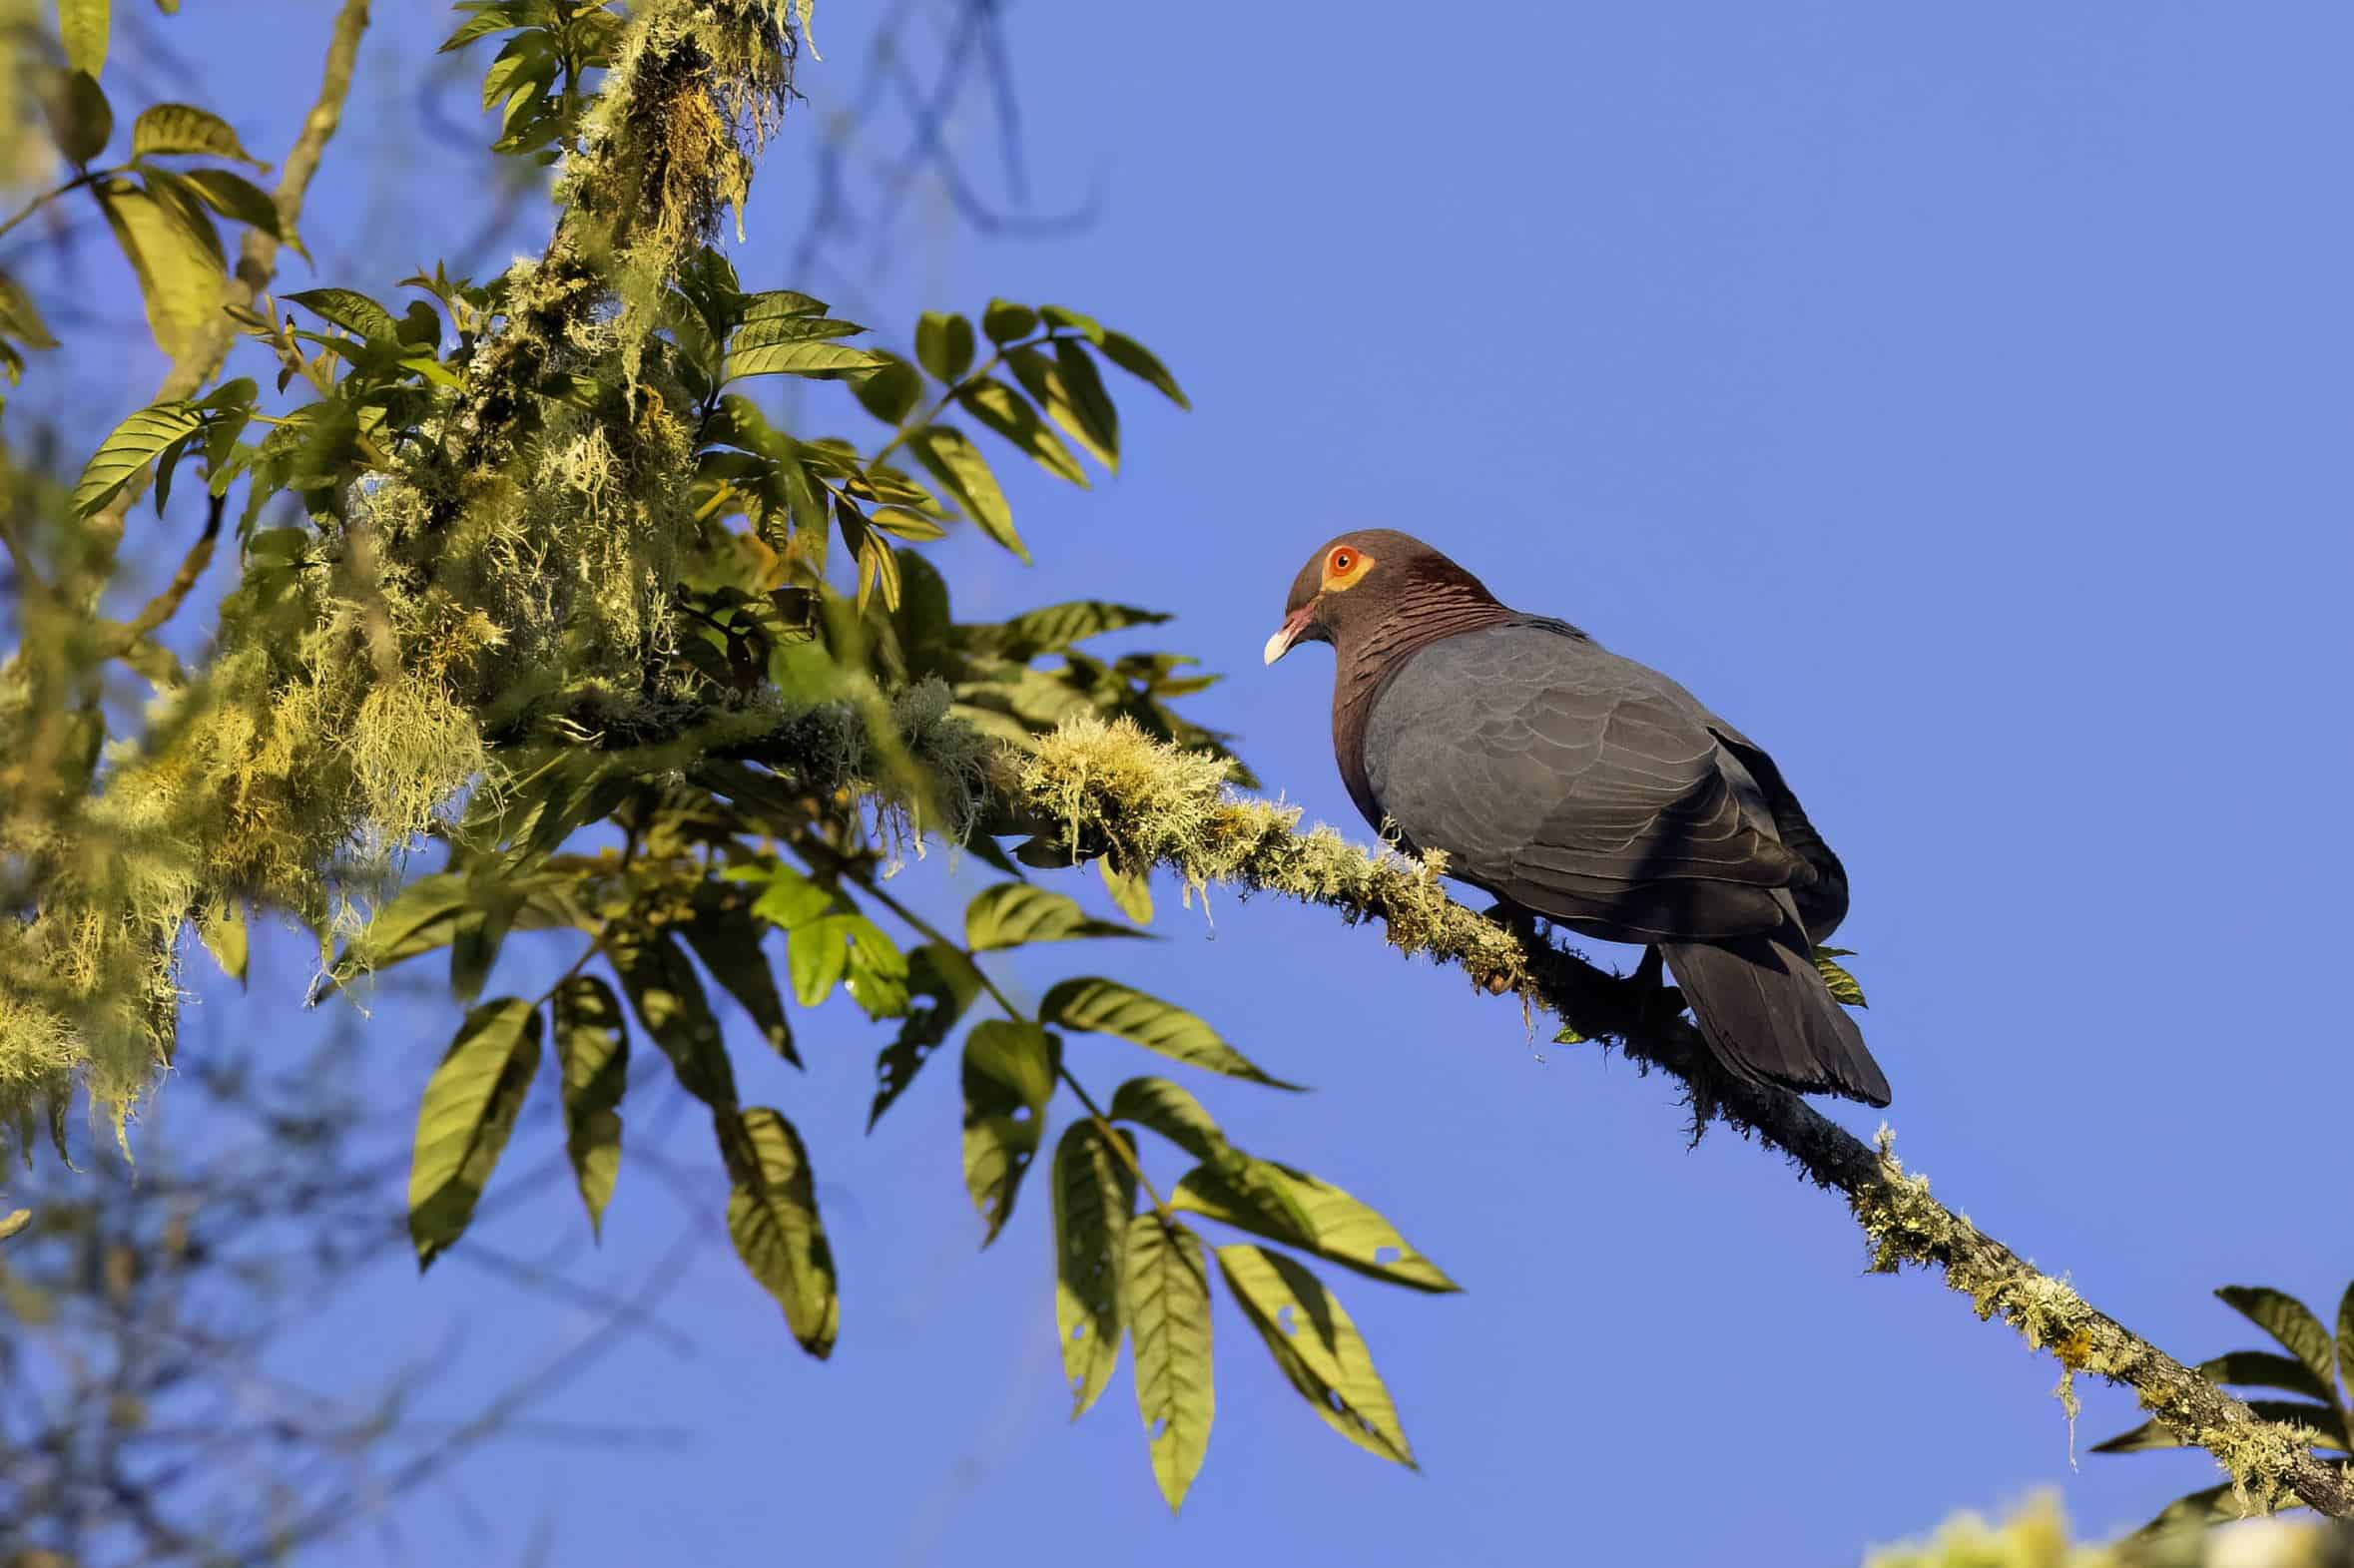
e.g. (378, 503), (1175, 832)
(47, 2), (2354, 1562)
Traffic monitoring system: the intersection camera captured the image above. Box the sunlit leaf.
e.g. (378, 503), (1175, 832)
(1040, 977), (1300, 1089)
(958, 378), (1086, 486)
(195, 896), (248, 989)
(722, 1107), (838, 1357)
(60, 1), (111, 78)
(1007, 343), (1117, 472)
(1097, 857), (1152, 924)
(182, 169), (288, 245)
(1217, 1244), (1414, 1466)
(965, 882), (1144, 951)
(870, 943), (982, 1129)
(723, 338), (890, 380)
(1107, 1075), (1230, 1165)
(981, 297), (1037, 344)
(71, 399), (203, 516)
(1172, 1162), (1460, 1294)
(1053, 1119), (1135, 1418)
(552, 975), (628, 1237)
(1126, 1214), (1213, 1512)
(1813, 948), (1867, 1008)
(284, 286), (397, 343)
(131, 102), (262, 164)
(961, 1019), (1058, 1245)
(407, 997), (542, 1269)
(906, 424), (1024, 561)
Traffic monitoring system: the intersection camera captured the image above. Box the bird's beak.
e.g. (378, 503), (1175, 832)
(1263, 602), (1318, 666)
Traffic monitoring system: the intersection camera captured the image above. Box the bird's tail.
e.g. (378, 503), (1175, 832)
(1660, 927), (1891, 1107)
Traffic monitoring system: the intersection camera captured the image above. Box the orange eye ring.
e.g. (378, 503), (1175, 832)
(1330, 547), (1356, 574)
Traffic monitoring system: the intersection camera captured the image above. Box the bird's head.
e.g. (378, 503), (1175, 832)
(1263, 530), (1498, 666)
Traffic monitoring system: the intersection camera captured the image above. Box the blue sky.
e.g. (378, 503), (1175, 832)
(33, 2), (2354, 1562)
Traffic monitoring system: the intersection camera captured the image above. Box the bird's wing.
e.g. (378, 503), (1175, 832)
(1362, 625), (1806, 941)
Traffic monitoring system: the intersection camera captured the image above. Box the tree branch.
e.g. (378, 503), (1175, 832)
(76, 0), (372, 584)
(1007, 717), (2354, 1522)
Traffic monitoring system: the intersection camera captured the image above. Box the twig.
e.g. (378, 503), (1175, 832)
(1010, 719), (2354, 1521)
(118, 490), (227, 645)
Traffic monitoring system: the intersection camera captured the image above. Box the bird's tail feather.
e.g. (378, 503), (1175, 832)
(1660, 930), (1891, 1107)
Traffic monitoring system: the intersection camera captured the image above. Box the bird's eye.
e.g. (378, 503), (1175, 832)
(1330, 549), (1355, 574)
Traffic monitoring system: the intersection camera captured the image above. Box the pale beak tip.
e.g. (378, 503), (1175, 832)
(1262, 629), (1292, 666)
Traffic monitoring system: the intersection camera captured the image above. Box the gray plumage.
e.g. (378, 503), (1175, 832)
(1266, 530), (1890, 1107)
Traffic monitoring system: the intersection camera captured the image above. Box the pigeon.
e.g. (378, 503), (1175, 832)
(1263, 529), (1890, 1106)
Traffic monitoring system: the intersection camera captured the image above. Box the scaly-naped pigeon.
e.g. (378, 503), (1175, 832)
(1263, 530), (1890, 1106)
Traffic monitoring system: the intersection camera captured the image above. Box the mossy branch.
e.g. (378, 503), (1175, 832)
(1009, 717), (2354, 1523)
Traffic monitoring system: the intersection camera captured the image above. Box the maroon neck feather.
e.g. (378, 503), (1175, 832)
(1329, 558), (1524, 831)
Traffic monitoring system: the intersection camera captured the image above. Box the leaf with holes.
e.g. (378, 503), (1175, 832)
(407, 998), (542, 1269)
(1041, 978), (1300, 1089)
(1126, 1215), (1214, 1513)
(958, 379), (1086, 486)
(1173, 1162), (1460, 1295)
(71, 399), (203, 516)
(906, 424), (1023, 561)
(1217, 1244), (1415, 1466)
(1053, 1119), (1135, 1419)
(131, 102), (262, 164)
(2217, 1287), (2339, 1397)
(610, 928), (737, 1112)
(552, 975), (628, 1238)
(964, 882), (1144, 952)
(723, 1108), (838, 1357)
(961, 1020), (1058, 1246)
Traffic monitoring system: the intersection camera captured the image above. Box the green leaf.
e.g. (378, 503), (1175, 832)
(852, 359), (922, 424)
(958, 379), (1087, 486)
(1551, 1022), (1587, 1045)
(2246, 1399), (2351, 1452)
(1172, 1163), (1460, 1295)
(41, 68), (111, 165)
(130, 102), (261, 164)
(731, 314), (867, 349)
(72, 398), (203, 516)
(842, 914), (910, 1019)
(551, 975), (628, 1238)
(1106, 1075), (1232, 1163)
(440, 2), (523, 52)
(722, 1107), (839, 1357)
(1217, 1244), (1415, 1466)
(1041, 977), (1301, 1089)
(906, 424), (1024, 561)
(1007, 344), (1116, 472)
(2217, 1287), (2338, 1396)
(1097, 856), (1152, 924)
(681, 890), (799, 1066)
(1098, 329), (1190, 409)
(735, 857), (835, 929)
(284, 286), (397, 343)
(2125, 1482), (2258, 1541)
(95, 183), (223, 361)
(914, 310), (974, 382)
(966, 600), (1171, 660)
(866, 505), (945, 542)
(407, 997), (542, 1269)
(960, 1019), (1059, 1246)
(0, 1209), (28, 1243)
(1052, 1119), (1136, 1419)
(316, 872), (468, 995)
(447, 893), (517, 1006)
(1039, 303), (1105, 342)
(1126, 1214), (1214, 1513)
(787, 915), (850, 1006)
(2338, 1282), (2354, 1399)
(2197, 1350), (2335, 1404)
(964, 882), (1144, 951)
(869, 942), (981, 1129)
(0, 268), (59, 350)
(610, 928), (738, 1111)
(60, 4), (110, 80)
(195, 896), (247, 988)
(980, 297), (1037, 344)
(723, 338), (891, 380)
(736, 288), (827, 322)
(1813, 949), (1867, 1008)
(181, 169), (287, 244)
